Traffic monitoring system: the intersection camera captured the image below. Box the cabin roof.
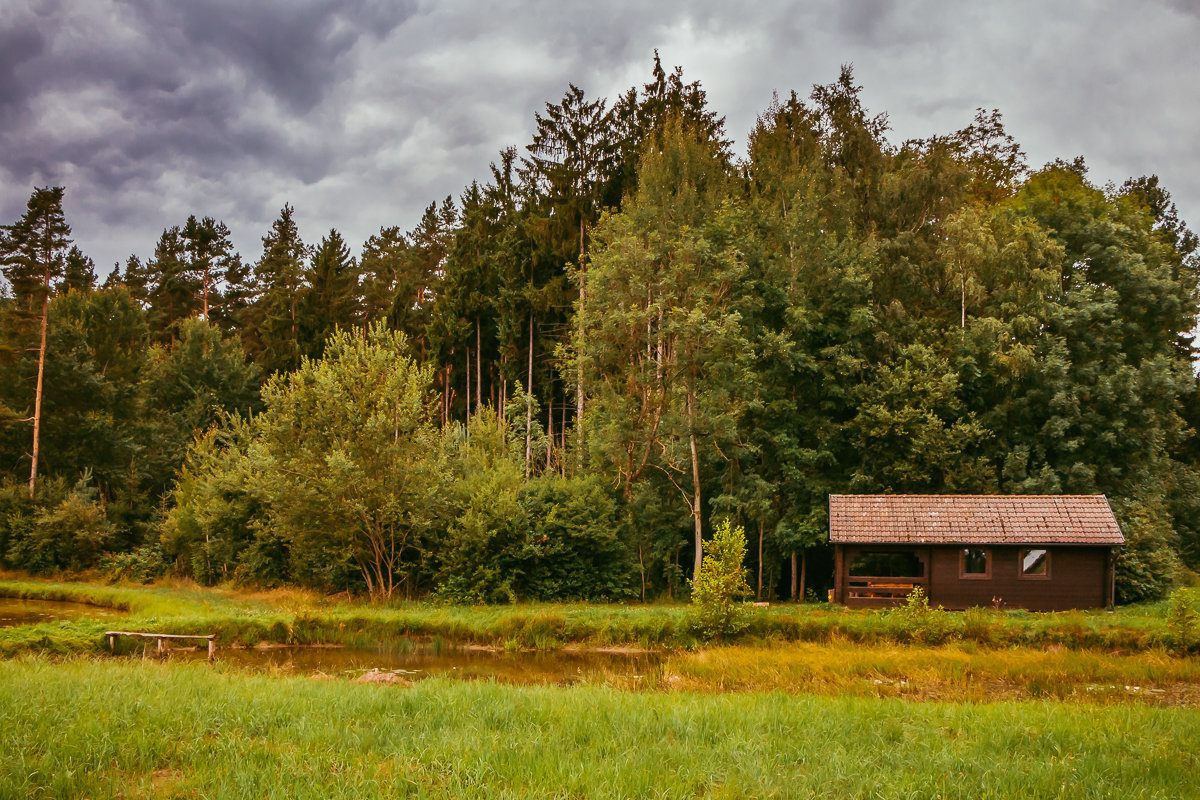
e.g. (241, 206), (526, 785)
(828, 494), (1125, 546)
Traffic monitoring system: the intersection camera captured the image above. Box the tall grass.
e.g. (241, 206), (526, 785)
(665, 642), (1200, 703)
(2, 657), (1197, 799)
(0, 578), (1188, 656)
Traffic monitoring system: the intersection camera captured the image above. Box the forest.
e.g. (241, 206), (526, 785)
(1, 60), (1197, 604)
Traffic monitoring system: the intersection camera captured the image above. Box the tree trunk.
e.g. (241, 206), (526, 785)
(465, 346), (471, 425)
(790, 551), (798, 600)
(799, 549), (808, 602)
(961, 272), (966, 329)
(547, 396), (554, 471)
(28, 286), (49, 500)
(525, 313), (534, 480)
(687, 388), (703, 582)
(576, 217), (585, 472)
(756, 518), (764, 600)
(639, 544), (646, 603)
(476, 318), (482, 413)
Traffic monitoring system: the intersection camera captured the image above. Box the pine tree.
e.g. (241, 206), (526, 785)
(181, 215), (238, 320)
(0, 186), (72, 498)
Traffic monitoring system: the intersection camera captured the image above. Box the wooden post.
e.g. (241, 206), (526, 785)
(207, 637), (216, 660)
(108, 634), (115, 653)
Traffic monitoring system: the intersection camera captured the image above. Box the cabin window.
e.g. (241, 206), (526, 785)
(959, 548), (991, 579)
(848, 551), (924, 578)
(1019, 548), (1050, 579)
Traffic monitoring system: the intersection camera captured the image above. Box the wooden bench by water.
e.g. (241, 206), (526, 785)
(106, 631), (216, 660)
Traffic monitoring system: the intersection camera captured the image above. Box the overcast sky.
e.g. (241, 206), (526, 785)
(2, 0), (1198, 273)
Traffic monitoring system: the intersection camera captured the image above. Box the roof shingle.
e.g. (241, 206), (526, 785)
(828, 495), (1125, 546)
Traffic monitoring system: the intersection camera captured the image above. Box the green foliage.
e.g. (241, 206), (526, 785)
(1166, 587), (1200, 655)
(253, 322), (442, 598)
(98, 542), (168, 583)
(1115, 496), (1183, 603)
(3, 66), (1199, 603)
(689, 519), (751, 639)
(4, 474), (111, 573)
(883, 586), (959, 645)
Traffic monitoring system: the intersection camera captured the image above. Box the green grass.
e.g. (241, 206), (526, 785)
(1, 656), (1197, 799)
(0, 577), (1188, 656)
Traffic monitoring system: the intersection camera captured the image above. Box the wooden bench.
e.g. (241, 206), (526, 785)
(106, 631), (217, 660)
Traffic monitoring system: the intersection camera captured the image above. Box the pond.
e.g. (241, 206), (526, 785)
(0, 596), (126, 627)
(166, 641), (664, 687)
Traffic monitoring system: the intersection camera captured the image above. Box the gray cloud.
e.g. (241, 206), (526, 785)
(1, 0), (1197, 273)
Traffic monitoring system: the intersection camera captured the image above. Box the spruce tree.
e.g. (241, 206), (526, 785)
(301, 228), (358, 357)
(250, 204), (309, 374)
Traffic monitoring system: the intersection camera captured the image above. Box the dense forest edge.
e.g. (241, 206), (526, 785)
(1, 58), (1198, 605)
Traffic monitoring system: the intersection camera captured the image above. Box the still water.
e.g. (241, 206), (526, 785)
(170, 641), (663, 686)
(0, 596), (126, 627)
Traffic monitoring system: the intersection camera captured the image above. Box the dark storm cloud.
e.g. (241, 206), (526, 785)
(1, 0), (1197, 273)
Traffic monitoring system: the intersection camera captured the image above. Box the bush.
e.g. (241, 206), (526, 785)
(99, 542), (167, 583)
(1114, 496), (1183, 603)
(1166, 587), (1199, 655)
(689, 519), (752, 640)
(5, 475), (112, 573)
(885, 587), (959, 644)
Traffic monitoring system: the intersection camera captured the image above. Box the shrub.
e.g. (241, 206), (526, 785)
(689, 519), (752, 640)
(1166, 587), (1199, 655)
(885, 587), (959, 645)
(5, 475), (112, 573)
(99, 542), (167, 583)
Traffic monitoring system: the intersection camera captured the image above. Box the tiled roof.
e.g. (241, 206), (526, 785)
(828, 495), (1125, 546)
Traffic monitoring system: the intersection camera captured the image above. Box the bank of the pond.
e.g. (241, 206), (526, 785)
(0, 578), (1186, 658)
(2, 657), (1196, 799)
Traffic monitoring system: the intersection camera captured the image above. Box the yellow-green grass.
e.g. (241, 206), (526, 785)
(0, 577), (1184, 657)
(664, 643), (1200, 704)
(2, 656), (1197, 799)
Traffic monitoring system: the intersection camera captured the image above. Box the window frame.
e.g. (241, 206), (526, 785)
(1018, 548), (1052, 580)
(958, 547), (992, 580)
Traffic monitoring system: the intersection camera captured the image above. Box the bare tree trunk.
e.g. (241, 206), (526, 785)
(525, 313), (533, 480)
(465, 346), (471, 425)
(687, 388), (703, 582)
(576, 217), (585, 472)
(476, 319), (482, 413)
(961, 273), (966, 329)
(757, 518), (764, 600)
(28, 288), (49, 500)
(547, 396), (554, 471)
(799, 549), (808, 602)
(790, 552), (798, 600)
(639, 545), (646, 603)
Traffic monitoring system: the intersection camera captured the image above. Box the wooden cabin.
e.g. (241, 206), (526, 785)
(829, 495), (1123, 610)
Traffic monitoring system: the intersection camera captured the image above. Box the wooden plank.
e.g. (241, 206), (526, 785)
(104, 631), (215, 640)
(104, 631), (217, 660)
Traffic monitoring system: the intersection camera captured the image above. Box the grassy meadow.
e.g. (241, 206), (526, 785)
(0, 577), (1189, 656)
(2, 577), (1199, 797)
(2, 656), (1198, 799)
